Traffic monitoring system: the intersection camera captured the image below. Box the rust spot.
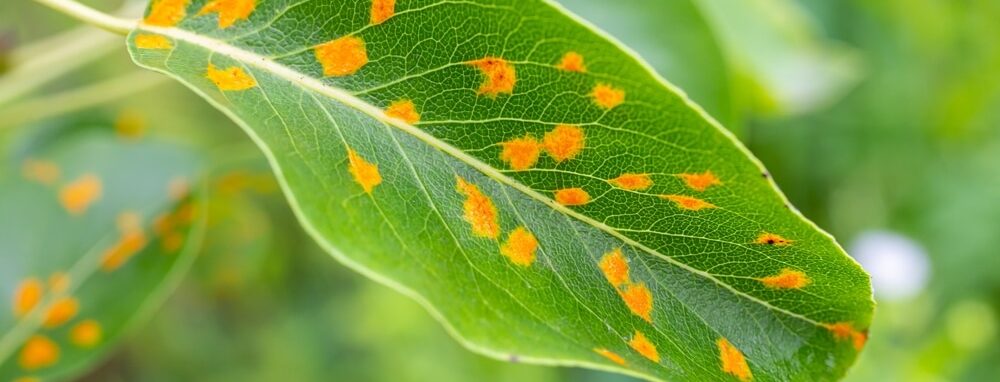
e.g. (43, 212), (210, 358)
(718, 338), (752, 381)
(48, 272), (70, 295)
(101, 225), (148, 272)
(469, 57), (516, 97)
(144, 0), (190, 27)
(500, 135), (541, 170)
(500, 226), (537, 267)
(59, 174), (102, 215)
(755, 233), (792, 246)
(206, 63), (256, 91)
(385, 99), (420, 124)
(661, 194), (716, 211)
(198, 0), (256, 29)
(21, 159), (60, 185)
(554, 188), (590, 206)
(371, 0), (395, 24)
(628, 331), (660, 363)
(347, 149), (382, 193)
(70, 320), (103, 348)
(621, 283), (653, 322)
(592, 84), (624, 109)
(611, 173), (652, 191)
(42, 297), (78, 328)
(679, 171), (721, 192)
(13, 278), (43, 318)
(599, 249), (629, 287)
(315, 36), (368, 77)
(557, 52), (586, 72)
(135, 34), (172, 50)
(593, 347), (626, 366)
(759, 269), (810, 289)
(543, 124), (585, 162)
(19, 335), (59, 370)
(456, 177), (500, 239)
(825, 322), (867, 351)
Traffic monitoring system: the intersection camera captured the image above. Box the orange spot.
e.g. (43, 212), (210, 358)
(206, 63), (257, 91)
(347, 149), (382, 193)
(755, 233), (792, 246)
(611, 173), (652, 191)
(385, 99), (420, 124)
(543, 125), (585, 162)
(825, 322), (867, 351)
(101, 230), (148, 271)
(315, 36), (368, 77)
(145, 0), (190, 26)
(470, 57), (516, 97)
(557, 52), (586, 72)
(371, 0), (395, 24)
(554, 188), (590, 206)
(593, 348), (626, 366)
(679, 171), (721, 192)
(620, 283), (653, 322)
(592, 84), (625, 109)
(21, 159), (60, 185)
(115, 110), (146, 139)
(48, 272), (70, 294)
(456, 177), (500, 239)
(168, 177), (190, 200)
(599, 249), (629, 287)
(70, 320), (103, 348)
(628, 331), (660, 363)
(718, 338), (753, 381)
(500, 226), (537, 267)
(19, 335), (59, 370)
(759, 269), (810, 289)
(500, 135), (541, 170)
(59, 174), (102, 215)
(198, 0), (256, 29)
(13, 278), (44, 318)
(135, 34), (172, 50)
(661, 194), (716, 211)
(43, 297), (78, 328)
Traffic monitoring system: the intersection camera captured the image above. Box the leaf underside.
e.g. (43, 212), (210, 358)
(127, 0), (873, 380)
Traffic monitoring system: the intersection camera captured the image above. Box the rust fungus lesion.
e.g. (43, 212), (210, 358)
(679, 171), (721, 192)
(101, 212), (149, 272)
(620, 283), (653, 322)
(500, 135), (541, 170)
(59, 173), (102, 215)
(598, 249), (654, 322)
(206, 63), (257, 91)
(198, 0), (257, 29)
(19, 335), (59, 370)
(370, 0), (396, 24)
(135, 34), (173, 50)
(42, 297), (78, 328)
(557, 52), (586, 72)
(153, 202), (197, 253)
(469, 57), (516, 97)
(21, 159), (60, 185)
(71, 320), (103, 348)
(755, 232), (793, 246)
(759, 269), (810, 289)
(13, 278), (44, 318)
(825, 322), (867, 351)
(554, 188), (590, 206)
(599, 249), (629, 287)
(610, 173), (653, 191)
(500, 226), (538, 267)
(628, 331), (660, 363)
(347, 149), (382, 194)
(385, 99), (420, 124)
(455, 177), (500, 239)
(660, 194), (716, 211)
(718, 338), (753, 381)
(543, 124), (585, 162)
(591, 84), (625, 109)
(144, 0), (190, 27)
(593, 347), (626, 366)
(315, 36), (369, 77)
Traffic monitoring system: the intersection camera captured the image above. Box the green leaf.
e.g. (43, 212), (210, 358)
(0, 127), (206, 381)
(126, 0), (873, 380)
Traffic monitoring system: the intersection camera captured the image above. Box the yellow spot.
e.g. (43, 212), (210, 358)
(621, 283), (653, 322)
(759, 269), (810, 289)
(755, 233), (792, 246)
(206, 63), (257, 91)
(385, 99), (420, 124)
(628, 331), (660, 363)
(679, 171), (721, 192)
(554, 188), (590, 206)
(592, 84), (625, 109)
(42, 297), (78, 328)
(48, 272), (70, 294)
(456, 177), (500, 239)
(599, 249), (629, 287)
(825, 322), (867, 351)
(718, 338), (752, 381)
(371, 0), (395, 24)
(315, 36), (368, 77)
(59, 174), (102, 215)
(101, 230), (148, 272)
(593, 348), (626, 366)
(13, 278), (43, 318)
(198, 0), (256, 29)
(168, 176), (190, 200)
(611, 173), (652, 191)
(500, 226), (537, 267)
(19, 335), (59, 370)
(347, 149), (382, 193)
(144, 0), (190, 27)
(70, 320), (103, 348)
(22, 159), (60, 185)
(135, 34), (172, 50)
(500, 135), (541, 170)
(470, 57), (516, 97)
(543, 125), (585, 162)
(661, 194), (716, 211)
(557, 52), (586, 72)
(115, 110), (146, 139)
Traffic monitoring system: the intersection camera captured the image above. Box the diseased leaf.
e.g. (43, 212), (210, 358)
(0, 128), (205, 381)
(126, 1), (873, 380)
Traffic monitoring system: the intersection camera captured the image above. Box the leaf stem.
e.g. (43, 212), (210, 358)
(32, 0), (137, 35)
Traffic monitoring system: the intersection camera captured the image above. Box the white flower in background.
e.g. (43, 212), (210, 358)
(849, 230), (930, 301)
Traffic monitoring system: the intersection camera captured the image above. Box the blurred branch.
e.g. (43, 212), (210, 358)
(31, 0), (137, 36)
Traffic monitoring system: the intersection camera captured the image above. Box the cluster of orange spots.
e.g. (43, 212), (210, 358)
(543, 124), (585, 162)
(470, 57), (516, 97)
(144, 0), (190, 27)
(718, 338), (752, 381)
(759, 269), (810, 289)
(755, 232), (792, 246)
(500, 135), (541, 171)
(610, 173), (652, 191)
(347, 149), (382, 193)
(557, 52), (586, 73)
(500, 226), (538, 267)
(599, 249), (653, 322)
(59, 174), (102, 215)
(554, 188), (590, 206)
(825, 322), (867, 351)
(371, 0), (396, 24)
(101, 212), (149, 271)
(22, 159), (60, 185)
(154, 203), (196, 253)
(385, 99), (420, 124)
(42, 297), (79, 328)
(19, 335), (59, 370)
(591, 84), (625, 109)
(661, 194), (716, 211)
(315, 36), (368, 77)
(679, 171), (721, 192)
(206, 63), (257, 91)
(628, 331), (660, 363)
(13, 278), (44, 318)
(198, 0), (256, 29)
(71, 320), (103, 348)
(456, 177), (500, 238)
(135, 34), (172, 50)
(593, 347), (626, 366)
